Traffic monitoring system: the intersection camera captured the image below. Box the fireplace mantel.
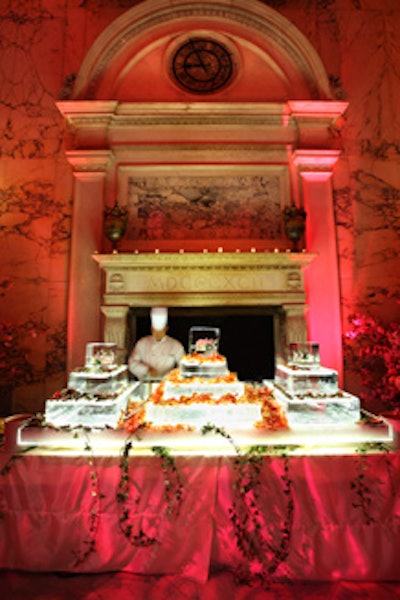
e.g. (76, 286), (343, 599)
(93, 251), (316, 359)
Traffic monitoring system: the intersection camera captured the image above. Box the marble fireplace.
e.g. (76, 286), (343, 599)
(93, 250), (315, 379)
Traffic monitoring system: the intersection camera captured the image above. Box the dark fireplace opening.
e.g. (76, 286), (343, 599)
(127, 306), (277, 381)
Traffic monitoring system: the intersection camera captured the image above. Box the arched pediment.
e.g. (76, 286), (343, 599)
(73, 0), (332, 102)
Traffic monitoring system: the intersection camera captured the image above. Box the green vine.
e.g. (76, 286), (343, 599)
(351, 442), (393, 525)
(1, 421), (396, 575)
(116, 429), (184, 547)
(202, 424), (297, 584)
(116, 440), (158, 547)
(378, 443), (397, 499)
(1, 453), (25, 478)
(72, 433), (105, 566)
(151, 445), (184, 517)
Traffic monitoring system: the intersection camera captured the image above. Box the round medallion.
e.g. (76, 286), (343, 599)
(171, 38), (234, 94)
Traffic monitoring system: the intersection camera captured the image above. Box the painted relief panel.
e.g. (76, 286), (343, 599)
(124, 172), (285, 242)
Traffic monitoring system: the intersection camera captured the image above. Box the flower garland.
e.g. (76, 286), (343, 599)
(103, 201), (128, 221)
(344, 312), (400, 411)
(282, 205), (306, 220)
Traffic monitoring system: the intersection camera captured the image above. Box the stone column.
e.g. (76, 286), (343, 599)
(66, 151), (111, 370)
(282, 303), (308, 346)
(293, 150), (343, 385)
(101, 305), (130, 363)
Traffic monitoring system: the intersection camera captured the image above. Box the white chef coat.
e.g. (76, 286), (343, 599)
(128, 334), (185, 380)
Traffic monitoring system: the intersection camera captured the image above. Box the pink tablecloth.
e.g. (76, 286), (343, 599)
(1, 451), (399, 582)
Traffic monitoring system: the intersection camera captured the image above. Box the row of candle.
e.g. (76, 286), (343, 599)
(128, 248), (306, 254)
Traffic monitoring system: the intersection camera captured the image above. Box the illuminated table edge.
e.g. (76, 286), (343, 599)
(4, 419), (395, 458)
(3, 443), (396, 458)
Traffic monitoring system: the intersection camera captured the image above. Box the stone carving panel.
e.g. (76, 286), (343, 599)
(125, 173), (284, 241)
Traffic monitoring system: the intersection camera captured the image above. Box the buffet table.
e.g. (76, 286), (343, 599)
(1, 446), (399, 583)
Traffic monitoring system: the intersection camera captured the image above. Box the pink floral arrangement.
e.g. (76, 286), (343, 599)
(344, 313), (400, 411)
(194, 338), (217, 353)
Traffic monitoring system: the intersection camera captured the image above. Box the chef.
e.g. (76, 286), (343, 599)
(128, 307), (185, 380)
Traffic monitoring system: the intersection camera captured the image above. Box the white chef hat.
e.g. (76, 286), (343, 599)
(150, 306), (168, 330)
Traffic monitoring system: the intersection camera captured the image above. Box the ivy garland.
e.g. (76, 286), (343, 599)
(0, 424), (185, 559)
(72, 432), (105, 566)
(351, 441), (393, 525)
(116, 426), (184, 547)
(116, 439), (158, 547)
(0, 427), (396, 574)
(201, 424), (298, 584)
(3, 425), (108, 565)
(151, 445), (184, 518)
(1, 452), (25, 477)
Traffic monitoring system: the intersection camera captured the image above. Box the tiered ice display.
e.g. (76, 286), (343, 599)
(273, 342), (360, 426)
(45, 343), (132, 429)
(8, 335), (393, 453)
(67, 343), (128, 393)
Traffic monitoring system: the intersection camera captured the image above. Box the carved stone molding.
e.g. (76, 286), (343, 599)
(94, 251), (315, 355)
(94, 251), (315, 304)
(58, 102), (347, 152)
(65, 150), (112, 172)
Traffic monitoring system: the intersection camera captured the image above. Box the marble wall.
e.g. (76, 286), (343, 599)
(0, 0), (399, 413)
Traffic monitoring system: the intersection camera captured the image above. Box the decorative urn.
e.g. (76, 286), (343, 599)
(103, 201), (129, 252)
(283, 205), (306, 251)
